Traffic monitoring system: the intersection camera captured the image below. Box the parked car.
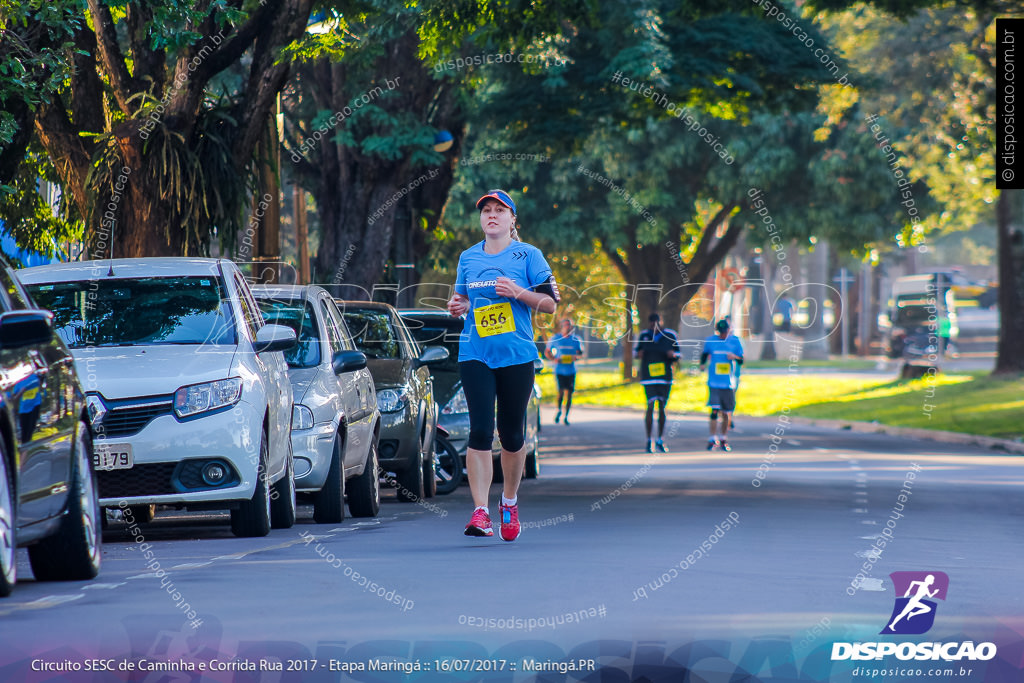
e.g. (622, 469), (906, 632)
(21, 258), (297, 538)
(0, 260), (100, 596)
(336, 301), (446, 502)
(251, 285), (381, 522)
(398, 309), (542, 480)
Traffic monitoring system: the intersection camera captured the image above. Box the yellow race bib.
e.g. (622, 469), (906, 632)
(715, 362), (731, 375)
(648, 362), (665, 377)
(474, 302), (516, 337)
(559, 354), (574, 364)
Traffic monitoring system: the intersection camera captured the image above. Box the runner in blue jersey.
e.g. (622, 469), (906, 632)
(546, 318), (583, 425)
(699, 319), (744, 451)
(447, 190), (559, 541)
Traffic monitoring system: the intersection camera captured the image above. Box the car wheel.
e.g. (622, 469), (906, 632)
(433, 435), (463, 496)
(348, 435), (381, 517)
(270, 450), (296, 529)
(0, 440), (16, 597)
(422, 435), (437, 499)
(313, 435), (345, 524)
(231, 433), (272, 537)
(396, 441), (425, 503)
(28, 421), (102, 582)
(525, 443), (540, 480)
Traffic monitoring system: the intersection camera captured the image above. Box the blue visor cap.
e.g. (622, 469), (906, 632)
(475, 190), (517, 215)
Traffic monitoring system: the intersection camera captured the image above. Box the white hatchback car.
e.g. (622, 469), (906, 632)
(20, 258), (297, 537)
(252, 285), (382, 523)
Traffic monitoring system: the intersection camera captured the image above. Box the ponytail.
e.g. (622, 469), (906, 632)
(510, 221), (521, 241)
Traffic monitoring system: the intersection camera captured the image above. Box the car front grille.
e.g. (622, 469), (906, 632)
(99, 399), (175, 438)
(97, 463), (178, 499)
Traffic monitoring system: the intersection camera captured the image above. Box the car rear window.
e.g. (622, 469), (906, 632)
(27, 276), (236, 348)
(403, 322), (461, 372)
(343, 310), (401, 360)
(256, 298), (321, 368)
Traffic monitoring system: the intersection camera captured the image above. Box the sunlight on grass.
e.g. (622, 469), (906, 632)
(536, 369), (1024, 440)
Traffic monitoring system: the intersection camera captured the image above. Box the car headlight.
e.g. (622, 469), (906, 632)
(442, 386), (469, 415)
(174, 378), (243, 418)
(377, 387), (409, 413)
(292, 404), (314, 430)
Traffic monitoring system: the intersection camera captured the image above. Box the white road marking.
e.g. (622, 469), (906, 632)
(27, 594), (85, 608)
(81, 582), (127, 590)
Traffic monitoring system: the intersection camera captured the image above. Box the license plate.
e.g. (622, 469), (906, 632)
(93, 443), (133, 471)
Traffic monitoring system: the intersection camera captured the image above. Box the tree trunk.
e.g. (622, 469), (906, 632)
(994, 189), (1024, 374)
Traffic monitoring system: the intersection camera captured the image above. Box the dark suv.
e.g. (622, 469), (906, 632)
(337, 302), (447, 501)
(3, 260), (100, 596)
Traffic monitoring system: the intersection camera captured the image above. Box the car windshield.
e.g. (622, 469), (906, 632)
(404, 322), (460, 373)
(27, 276), (236, 348)
(343, 310), (400, 359)
(894, 304), (936, 326)
(256, 298), (320, 368)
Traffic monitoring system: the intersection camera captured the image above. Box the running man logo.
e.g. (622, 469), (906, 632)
(880, 571), (949, 635)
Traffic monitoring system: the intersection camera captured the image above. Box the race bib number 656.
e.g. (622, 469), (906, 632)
(474, 302), (516, 337)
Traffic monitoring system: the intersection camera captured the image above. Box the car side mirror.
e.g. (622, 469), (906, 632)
(332, 350), (367, 374)
(0, 310), (54, 349)
(417, 345), (449, 366)
(254, 324), (297, 354)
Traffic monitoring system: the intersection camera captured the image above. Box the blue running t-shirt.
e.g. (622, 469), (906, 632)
(701, 334), (744, 389)
(455, 240), (557, 368)
(547, 333), (583, 376)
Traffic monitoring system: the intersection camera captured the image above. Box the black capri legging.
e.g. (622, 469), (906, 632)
(460, 360), (535, 452)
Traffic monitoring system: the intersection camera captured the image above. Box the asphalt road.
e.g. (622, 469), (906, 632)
(2, 406), (1022, 682)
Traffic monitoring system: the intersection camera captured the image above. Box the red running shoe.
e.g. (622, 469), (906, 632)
(499, 502), (521, 542)
(464, 508), (493, 537)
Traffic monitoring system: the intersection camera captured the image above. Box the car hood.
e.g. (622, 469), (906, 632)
(366, 358), (411, 388)
(71, 346), (237, 399)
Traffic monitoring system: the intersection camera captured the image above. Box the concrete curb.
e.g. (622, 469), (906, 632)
(557, 405), (1024, 455)
(781, 416), (1024, 455)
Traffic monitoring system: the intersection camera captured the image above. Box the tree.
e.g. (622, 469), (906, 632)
(452, 0), (924, 336)
(282, 0), (585, 293)
(811, 2), (1023, 372)
(3, 0), (313, 258)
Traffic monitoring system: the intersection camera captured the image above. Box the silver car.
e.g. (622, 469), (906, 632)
(252, 285), (381, 522)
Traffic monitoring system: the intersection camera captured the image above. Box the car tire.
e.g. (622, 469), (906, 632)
(0, 440), (17, 597)
(396, 442), (425, 503)
(270, 450), (296, 529)
(422, 435), (437, 499)
(525, 444), (540, 479)
(348, 435), (381, 518)
(28, 421), (102, 582)
(313, 435), (345, 524)
(231, 433), (272, 537)
(433, 435), (463, 495)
